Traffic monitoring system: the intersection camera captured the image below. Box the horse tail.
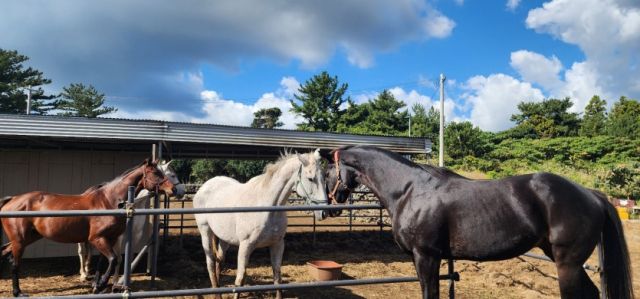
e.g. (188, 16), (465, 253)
(0, 196), (12, 209)
(600, 197), (634, 299)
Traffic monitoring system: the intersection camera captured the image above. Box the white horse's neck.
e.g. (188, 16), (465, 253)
(255, 157), (301, 207)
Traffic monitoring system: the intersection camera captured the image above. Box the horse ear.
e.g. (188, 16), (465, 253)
(297, 153), (310, 166)
(318, 149), (332, 161)
(143, 158), (151, 166)
(313, 148), (322, 161)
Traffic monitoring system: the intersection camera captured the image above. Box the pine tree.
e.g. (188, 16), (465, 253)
(607, 96), (640, 139)
(0, 49), (55, 114)
(251, 107), (283, 128)
(579, 95), (607, 137)
(410, 104), (440, 139)
(290, 71), (348, 131)
(359, 90), (409, 135)
(55, 83), (116, 117)
(510, 98), (580, 138)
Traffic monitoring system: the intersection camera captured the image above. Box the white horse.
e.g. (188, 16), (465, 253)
(194, 149), (328, 299)
(77, 160), (186, 284)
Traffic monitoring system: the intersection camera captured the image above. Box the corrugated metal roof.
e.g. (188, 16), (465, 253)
(0, 114), (431, 154)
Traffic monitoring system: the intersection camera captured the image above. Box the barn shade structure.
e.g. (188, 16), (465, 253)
(0, 114), (431, 258)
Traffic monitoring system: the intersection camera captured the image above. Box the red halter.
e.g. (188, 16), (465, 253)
(328, 150), (343, 204)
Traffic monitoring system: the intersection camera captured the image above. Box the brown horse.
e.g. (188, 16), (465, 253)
(0, 159), (176, 297)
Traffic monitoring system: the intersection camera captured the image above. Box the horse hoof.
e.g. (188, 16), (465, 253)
(111, 284), (125, 293)
(13, 292), (29, 297)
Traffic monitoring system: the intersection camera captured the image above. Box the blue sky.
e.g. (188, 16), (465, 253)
(1, 0), (638, 132)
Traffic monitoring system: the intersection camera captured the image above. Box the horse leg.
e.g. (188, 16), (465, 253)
(110, 237), (124, 289)
(89, 237), (117, 294)
(197, 223), (220, 290)
(234, 240), (255, 299)
(78, 242), (92, 281)
(553, 244), (599, 299)
(10, 242), (27, 297)
(270, 239), (285, 299)
(412, 251), (441, 299)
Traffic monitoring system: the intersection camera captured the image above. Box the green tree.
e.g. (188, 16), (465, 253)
(360, 90), (409, 135)
(445, 121), (493, 159)
(336, 101), (369, 133)
(190, 159), (227, 183)
(170, 159), (194, 183)
(410, 104), (439, 139)
(0, 49), (55, 114)
(55, 83), (116, 117)
(290, 71), (349, 131)
(510, 98), (580, 138)
(607, 96), (640, 139)
(251, 107), (284, 129)
(225, 160), (270, 182)
(580, 95), (607, 137)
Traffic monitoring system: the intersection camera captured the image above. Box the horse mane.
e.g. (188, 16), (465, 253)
(339, 145), (466, 180)
(88, 160), (148, 191)
(258, 150), (298, 186)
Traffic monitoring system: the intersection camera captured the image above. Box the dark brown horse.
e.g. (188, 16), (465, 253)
(0, 159), (176, 297)
(325, 146), (633, 299)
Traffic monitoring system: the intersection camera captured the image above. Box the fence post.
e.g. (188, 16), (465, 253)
(312, 212), (317, 247)
(348, 193), (353, 234)
(122, 186), (135, 292)
(448, 259), (455, 299)
(150, 189), (161, 288)
(378, 206), (383, 239)
(179, 199), (185, 248)
(163, 193), (169, 242)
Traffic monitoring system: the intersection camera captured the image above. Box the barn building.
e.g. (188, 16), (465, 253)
(0, 114), (430, 258)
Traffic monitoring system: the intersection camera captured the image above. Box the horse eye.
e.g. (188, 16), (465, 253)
(308, 177), (314, 182)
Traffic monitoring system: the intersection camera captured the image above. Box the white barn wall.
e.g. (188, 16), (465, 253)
(0, 149), (148, 258)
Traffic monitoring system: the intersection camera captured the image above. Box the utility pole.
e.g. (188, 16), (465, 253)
(408, 113), (412, 136)
(26, 85), (32, 115)
(439, 74), (445, 167)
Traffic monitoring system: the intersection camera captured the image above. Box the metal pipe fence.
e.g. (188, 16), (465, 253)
(0, 186), (604, 299)
(0, 196), (422, 298)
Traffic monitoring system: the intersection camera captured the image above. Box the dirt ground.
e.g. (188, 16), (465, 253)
(1, 214), (638, 298)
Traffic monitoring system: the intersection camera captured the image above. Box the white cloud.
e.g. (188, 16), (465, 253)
(279, 77), (301, 98)
(193, 79), (302, 129)
(506, 0), (521, 11)
(557, 61), (609, 112)
(510, 50), (563, 91)
(0, 1), (456, 115)
(525, 0), (640, 106)
(463, 74), (545, 132)
(388, 87), (436, 112)
(423, 10), (457, 39)
(351, 87), (459, 123)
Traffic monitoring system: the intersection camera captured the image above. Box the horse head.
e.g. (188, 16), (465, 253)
(324, 149), (360, 217)
(140, 159), (176, 196)
(158, 160), (186, 199)
(294, 148), (329, 221)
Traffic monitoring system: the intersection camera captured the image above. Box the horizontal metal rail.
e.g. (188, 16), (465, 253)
(0, 204), (383, 218)
(50, 276), (443, 298)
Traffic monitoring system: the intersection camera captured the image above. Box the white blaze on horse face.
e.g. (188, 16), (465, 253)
(159, 161), (185, 199)
(295, 151), (328, 221)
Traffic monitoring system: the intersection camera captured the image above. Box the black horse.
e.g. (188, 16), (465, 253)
(325, 145), (633, 299)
